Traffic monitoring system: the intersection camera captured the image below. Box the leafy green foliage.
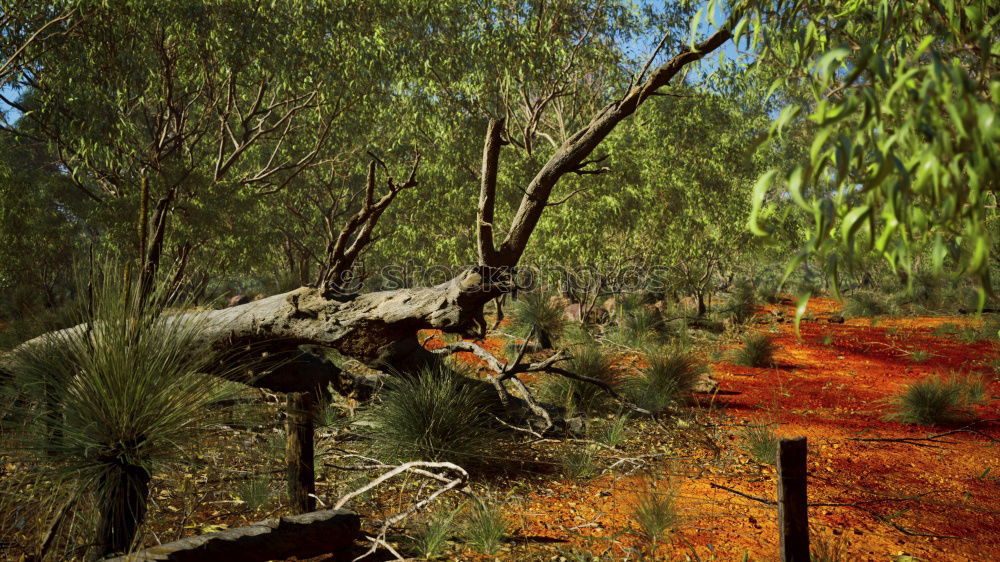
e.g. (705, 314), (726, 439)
(887, 374), (987, 425)
(368, 364), (502, 466)
(742, 0), (1000, 300)
(732, 333), (777, 368)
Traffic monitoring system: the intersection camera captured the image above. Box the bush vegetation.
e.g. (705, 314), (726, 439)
(732, 333), (777, 368)
(887, 374), (987, 425)
(740, 424), (778, 465)
(0, 266), (247, 558)
(368, 363), (503, 466)
(464, 502), (507, 555)
(626, 351), (705, 413)
(510, 290), (565, 349)
(631, 479), (678, 543)
(541, 344), (617, 416)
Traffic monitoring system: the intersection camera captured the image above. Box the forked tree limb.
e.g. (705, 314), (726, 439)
(494, 26), (735, 267)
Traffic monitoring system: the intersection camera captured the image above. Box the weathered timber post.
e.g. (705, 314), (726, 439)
(286, 391), (317, 514)
(777, 437), (809, 561)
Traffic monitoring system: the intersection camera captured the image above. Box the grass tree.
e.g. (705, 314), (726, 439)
(1, 265), (247, 558)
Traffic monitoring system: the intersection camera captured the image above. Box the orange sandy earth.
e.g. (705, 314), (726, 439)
(409, 300), (1000, 561)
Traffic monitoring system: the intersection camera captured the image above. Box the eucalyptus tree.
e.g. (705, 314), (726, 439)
(1, 1), (420, 296)
(740, 0), (999, 306)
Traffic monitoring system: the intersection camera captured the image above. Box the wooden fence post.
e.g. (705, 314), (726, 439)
(777, 436), (809, 562)
(286, 391), (317, 514)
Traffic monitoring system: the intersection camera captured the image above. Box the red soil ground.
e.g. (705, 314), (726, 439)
(424, 300), (1000, 560)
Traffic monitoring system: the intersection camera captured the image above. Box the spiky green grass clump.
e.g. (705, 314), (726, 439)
(598, 414), (630, 447)
(843, 291), (895, 318)
(727, 281), (757, 324)
(541, 344), (617, 416)
(632, 480), (678, 543)
(464, 502), (507, 555)
(238, 478), (273, 512)
(510, 290), (565, 348)
(561, 445), (600, 479)
(610, 305), (669, 350)
(741, 424), (778, 465)
(626, 352), (706, 412)
(887, 374), (987, 425)
(732, 333), (777, 368)
(410, 509), (456, 559)
(369, 364), (502, 465)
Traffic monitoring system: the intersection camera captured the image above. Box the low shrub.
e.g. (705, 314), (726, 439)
(626, 352), (706, 412)
(598, 414), (630, 447)
(843, 291), (895, 318)
(561, 445), (600, 479)
(726, 281), (757, 324)
(510, 290), (565, 348)
(541, 345), (617, 416)
(609, 306), (669, 350)
(886, 374), (987, 425)
(238, 478), (273, 512)
(741, 424), (778, 465)
(632, 480), (678, 543)
(464, 502), (507, 555)
(732, 333), (777, 368)
(368, 364), (503, 465)
(411, 509), (456, 559)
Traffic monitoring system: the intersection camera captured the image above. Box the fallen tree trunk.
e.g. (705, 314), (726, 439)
(0, 267), (504, 392)
(102, 508), (361, 562)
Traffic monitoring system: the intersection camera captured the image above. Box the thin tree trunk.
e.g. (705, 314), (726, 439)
(92, 464), (151, 559)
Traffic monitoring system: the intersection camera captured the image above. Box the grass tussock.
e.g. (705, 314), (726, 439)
(740, 424), (778, 465)
(631, 479), (678, 543)
(410, 509), (457, 559)
(732, 333), (777, 368)
(626, 351), (706, 412)
(0, 262), (250, 558)
(726, 281), (757, 325)
(843, 291), (896, 318)
(541, 344), (618, 416)
(464, 502), (507, 555)
(561, 445), (600, 479)
(510, 290), (565, 348)
(887, 373), (987, 425)
(368, 364), (502, 465)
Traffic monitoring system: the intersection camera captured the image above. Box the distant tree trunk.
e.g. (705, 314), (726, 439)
(286, 391), (317, 514)
(697, 293), (706, 317)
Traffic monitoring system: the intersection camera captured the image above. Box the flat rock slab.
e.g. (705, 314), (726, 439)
(105, 509), (360, 561)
